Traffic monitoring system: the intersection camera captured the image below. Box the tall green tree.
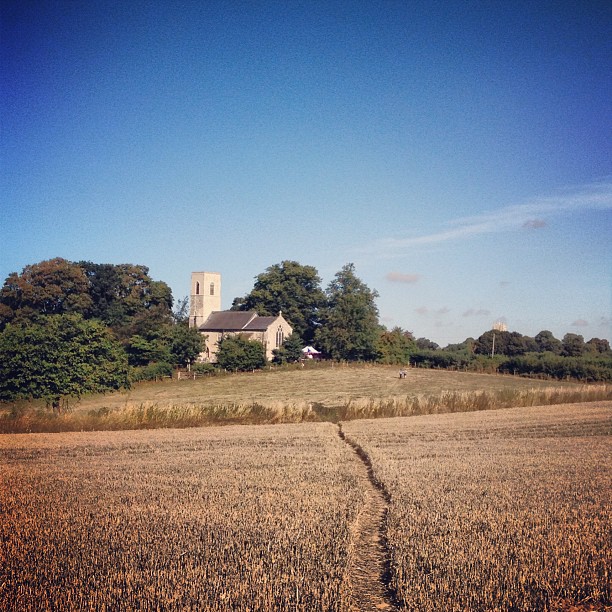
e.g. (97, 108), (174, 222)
(272, 333), (303, 364)
(534, 330), (562, 354)
(315, 264), (380, 361)
(168, 324), (204, 367)
(0, 314), (129, 410)
(377, 327), (416, 364)
(79, 261), (173, 331)
(0, 258), (92, 329)
(232, 261), (325, 344)
(562, 333), (585, 357)
(475, 330), (527, 356)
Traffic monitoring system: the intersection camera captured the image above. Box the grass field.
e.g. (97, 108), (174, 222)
(1, 401), (610, 610)
(2, 364), (611, 433)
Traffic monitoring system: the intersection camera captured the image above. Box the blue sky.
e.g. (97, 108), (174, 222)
(2, 1), (610, 345)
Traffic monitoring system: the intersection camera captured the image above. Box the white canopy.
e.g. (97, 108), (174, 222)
(302, 346), (321, 354)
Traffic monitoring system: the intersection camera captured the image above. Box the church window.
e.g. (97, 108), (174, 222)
(210, 283), (215, 295)
(195, 282), (200, 295)
(275, 326), (284, 348)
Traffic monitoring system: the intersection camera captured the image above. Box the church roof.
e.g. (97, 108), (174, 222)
(199, 311), (258, 331)
(242, 316), (279, 331)
(199, 311), (290, 333)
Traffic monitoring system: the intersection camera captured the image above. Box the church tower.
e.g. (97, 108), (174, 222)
(189, 271), (221, 328)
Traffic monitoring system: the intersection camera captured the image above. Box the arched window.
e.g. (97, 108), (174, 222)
(210, 282), (215, 296)
(195, 282), (200, 295)
(275, 326), (284, 348)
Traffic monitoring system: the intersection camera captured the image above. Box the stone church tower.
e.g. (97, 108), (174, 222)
(189, 271), (221, 329)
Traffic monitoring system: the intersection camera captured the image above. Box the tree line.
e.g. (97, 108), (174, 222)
(1, 258), (610, 409)
(411, 328), (611, 381)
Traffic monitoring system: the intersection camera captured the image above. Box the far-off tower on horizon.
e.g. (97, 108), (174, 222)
(189, 271), (221, 329)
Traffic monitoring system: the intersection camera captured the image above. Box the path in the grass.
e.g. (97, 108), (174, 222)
(338, 424), (397, 611)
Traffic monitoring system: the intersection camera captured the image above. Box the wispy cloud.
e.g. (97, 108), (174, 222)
(386, 272), (421, 283)
(415, 306), (450, 316)
(463, 308), (491, 317)
(362, 180), (612, 255)
(571, 319), (589, 327)
(522, 219), (546, 229)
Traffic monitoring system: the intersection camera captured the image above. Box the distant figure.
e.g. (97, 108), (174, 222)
(399, 369), (407, 379)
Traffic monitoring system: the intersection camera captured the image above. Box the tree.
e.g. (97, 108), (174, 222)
(585, 337), (611, 354)
(562, 333), (585, 357)
(216, 335), (267, 371)
(474, 329), (526, 356)
(168, 324), (204, 366)
(232, 261), (325, 344)
(315, 264), (380, 361)
(79, 261), (173, 331)
(377, 327), (415, 364)
(0, 314), (129, 410)
(534, 330), (562, 354)
(0, 258), (92, 329)
(272, 333), (303, 364)
(416, 337), (440, 350)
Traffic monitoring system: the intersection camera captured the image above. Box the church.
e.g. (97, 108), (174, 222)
(188, 271), (293, 362)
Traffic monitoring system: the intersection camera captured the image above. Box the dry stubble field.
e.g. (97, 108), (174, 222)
(344, 402), (612, 611)
(1, 400), (610, 610)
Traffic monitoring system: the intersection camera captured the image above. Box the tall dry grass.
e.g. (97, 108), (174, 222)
(2, 379), (610, 433)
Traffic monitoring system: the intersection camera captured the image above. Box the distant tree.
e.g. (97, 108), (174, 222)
(443, 338), (475, 354)
(79, 262), (173, 331)
(534, 330), (562, 354)
(377, 327), (416, 364)
(585, 337), (611, 354)
(315, 264), (380, 361)
(416, 337), (439, 351)
(0, 258), (92, 329)
(562, 333), (585, 357)
(172, 296), (190, 324)
(216, 335), (267, 371)
(506, 331), (527, 356)
(0, 314), (129, 411)
(169, 324), (204, 367)
(475, 330), (501, 355)
(232, 261), (325, 344)
(272, 333), (303, 364)
(474, 329), (527, 356)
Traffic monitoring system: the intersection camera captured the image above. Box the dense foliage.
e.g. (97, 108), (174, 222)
(272, 333), (304, 364)
(231, 260), (326, 344)
(410, 331), (612, 382)
(0, 314), (129, 409)
(0, 259), (202, 405)
(315, 264), (380, 361)
(216, 335), (267, 371)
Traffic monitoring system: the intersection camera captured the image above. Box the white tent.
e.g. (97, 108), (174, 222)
(302, 346), (321, 357)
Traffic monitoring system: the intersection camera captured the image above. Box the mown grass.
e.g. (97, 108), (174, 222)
(2, 363), (611, 433)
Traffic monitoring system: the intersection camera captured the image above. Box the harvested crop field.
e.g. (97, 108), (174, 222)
(0, 423), (365, 610)
(343, 401), (612, 611)
(1, 401), (610, 610)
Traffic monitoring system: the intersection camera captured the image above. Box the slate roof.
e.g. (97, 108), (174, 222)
(199, 311), (258, 331)
(242, 316), (278, 331)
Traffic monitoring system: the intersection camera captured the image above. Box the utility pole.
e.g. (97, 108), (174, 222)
(491, 332), (496, 358)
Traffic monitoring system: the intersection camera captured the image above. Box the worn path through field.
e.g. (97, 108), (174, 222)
(338, 424), (398, 612)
